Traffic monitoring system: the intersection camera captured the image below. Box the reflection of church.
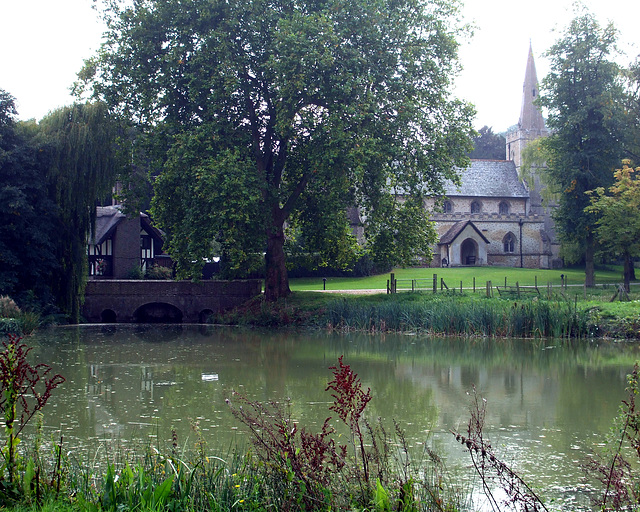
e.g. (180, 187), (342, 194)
(427, 44), (561, 269)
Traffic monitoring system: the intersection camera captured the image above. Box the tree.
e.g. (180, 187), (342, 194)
(77, 0), (475, 300)
(0, 93), (120, 318)
(586, 160), (640, 292)
(468, 126), (505, 160)
(37, 103), (120, 320)
(538, 9), (626, 287)
(622, 58), (640, 163)
(0, 90), (58, 306)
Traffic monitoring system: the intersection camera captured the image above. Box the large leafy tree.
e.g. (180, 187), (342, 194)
(468, 126), (505, 160)
(622, 58), (640, 163)
(37, 102), (121, 320)
(0, 94), (119, 318)
(0, 90), (58, 305)
(78, 0), (474, 300)
(538, 9), (627, 286)
(586, 161), (640, 292)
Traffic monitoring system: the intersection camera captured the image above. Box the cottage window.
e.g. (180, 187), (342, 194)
(499, 201), (509, 215)
(503, 233), (516, 253)
(470, 201), (481, 214)
(442, 200), (453, 213)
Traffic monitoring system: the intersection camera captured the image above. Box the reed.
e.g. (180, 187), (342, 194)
(326, 294), (594, 339)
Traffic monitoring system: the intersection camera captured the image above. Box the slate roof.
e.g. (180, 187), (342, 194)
(90, 205), (164, 245)
(90, 205), (127, 245)
(438, 220), (490, 245)
(443, 160), (528, 198)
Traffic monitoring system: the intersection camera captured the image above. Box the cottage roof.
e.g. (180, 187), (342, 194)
(438, 220), (490, 245)
(91, 205), (127, 245)
(443, 160), (528, 198)
(90, 205), (165, 246)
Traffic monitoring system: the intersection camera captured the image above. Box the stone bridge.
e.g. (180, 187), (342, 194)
(83, 279), (262, 323)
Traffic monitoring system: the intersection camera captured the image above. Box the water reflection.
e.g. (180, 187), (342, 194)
(28, 325), (640, 510)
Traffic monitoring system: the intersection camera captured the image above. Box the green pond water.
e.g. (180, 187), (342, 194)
(25, 324), (640, 510)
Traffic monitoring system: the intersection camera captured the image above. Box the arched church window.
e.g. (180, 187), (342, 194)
(442, 200), (453, 213)
(470, 201), (481, 214)
(499, 201), (509, 215)
(503, 233), (516, 253)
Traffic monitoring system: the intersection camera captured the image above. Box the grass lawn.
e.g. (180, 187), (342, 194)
(290, 265), (629, 291)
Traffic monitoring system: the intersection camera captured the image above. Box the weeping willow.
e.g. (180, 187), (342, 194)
(39, 102), (119, 321)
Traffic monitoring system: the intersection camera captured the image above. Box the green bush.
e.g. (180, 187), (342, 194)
(144, 265), (173, 280)
(0, 318), (22, 335)
(125, 266), (144, 280)
(0, 296), (21, 319)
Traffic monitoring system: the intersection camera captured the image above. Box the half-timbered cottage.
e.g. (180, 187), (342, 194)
(87, 205), (170, 278)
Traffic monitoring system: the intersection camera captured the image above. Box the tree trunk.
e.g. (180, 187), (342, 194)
(264, 222), (291, 301)
(585, 232), (595, 288)
(623, 251), (633, 293)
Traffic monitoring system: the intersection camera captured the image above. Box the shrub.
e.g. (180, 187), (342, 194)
(144, 265), (173, 280)
(0, 318), (22, 335)
(125, 266), (144, 280)
(0, 296), (21, 319)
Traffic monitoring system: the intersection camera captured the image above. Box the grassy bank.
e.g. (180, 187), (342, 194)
(216, 280), (640, 339)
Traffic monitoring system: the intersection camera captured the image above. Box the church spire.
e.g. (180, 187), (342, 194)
(519, 42), (547, 135)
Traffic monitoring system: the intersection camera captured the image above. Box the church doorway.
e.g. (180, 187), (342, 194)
(460, 238), (478, 266)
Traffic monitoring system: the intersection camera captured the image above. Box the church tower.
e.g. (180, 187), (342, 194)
(506, 43), (561, 268)
(506, 42), (548, 172)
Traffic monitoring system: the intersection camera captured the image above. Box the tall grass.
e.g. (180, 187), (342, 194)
(325, 293), (594, 338)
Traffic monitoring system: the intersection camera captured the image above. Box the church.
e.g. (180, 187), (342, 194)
(426, 44), (561, 269)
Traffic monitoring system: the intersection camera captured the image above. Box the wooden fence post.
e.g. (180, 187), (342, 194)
(433, 274), (437, 294)
(486, 280), (491, 298)
(473, 276), (476, 293)
(390, 273), (395, 294)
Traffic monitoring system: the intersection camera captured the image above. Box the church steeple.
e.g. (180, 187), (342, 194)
(519, 42), (546, 136)
(506, 43), (548, 168)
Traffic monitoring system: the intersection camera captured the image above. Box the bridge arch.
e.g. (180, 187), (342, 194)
(199, 309), (214, 323)
(101, 309), (117, 323)
(133, 302), (184, 323)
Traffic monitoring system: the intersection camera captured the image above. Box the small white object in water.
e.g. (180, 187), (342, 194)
(201, 373), (219, 381)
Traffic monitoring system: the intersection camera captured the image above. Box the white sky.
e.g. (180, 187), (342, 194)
(1, 0), (639, 132)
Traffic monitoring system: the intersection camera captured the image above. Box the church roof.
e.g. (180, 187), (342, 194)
(439, 220), (490, 245)
(443, 159), (528, 198)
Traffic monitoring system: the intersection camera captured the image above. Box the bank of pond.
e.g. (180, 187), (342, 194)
(218, 291), (640, 340)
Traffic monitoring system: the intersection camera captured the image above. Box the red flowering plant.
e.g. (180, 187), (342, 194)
(0, 334), (65, 485)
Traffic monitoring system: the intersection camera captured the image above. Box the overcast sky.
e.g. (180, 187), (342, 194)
(1, 0), (638, 132)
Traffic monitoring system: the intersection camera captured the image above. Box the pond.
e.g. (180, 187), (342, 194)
(25, 325), (640, 510)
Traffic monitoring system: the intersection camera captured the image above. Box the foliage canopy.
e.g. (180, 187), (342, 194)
(0, 90), (119, 319)
(586, 160), (640, 291)
(538, 9), (627, 286)
(78, 0), (475, 299)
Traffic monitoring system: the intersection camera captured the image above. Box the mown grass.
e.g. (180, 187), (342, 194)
(290, 265), (628, 291)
